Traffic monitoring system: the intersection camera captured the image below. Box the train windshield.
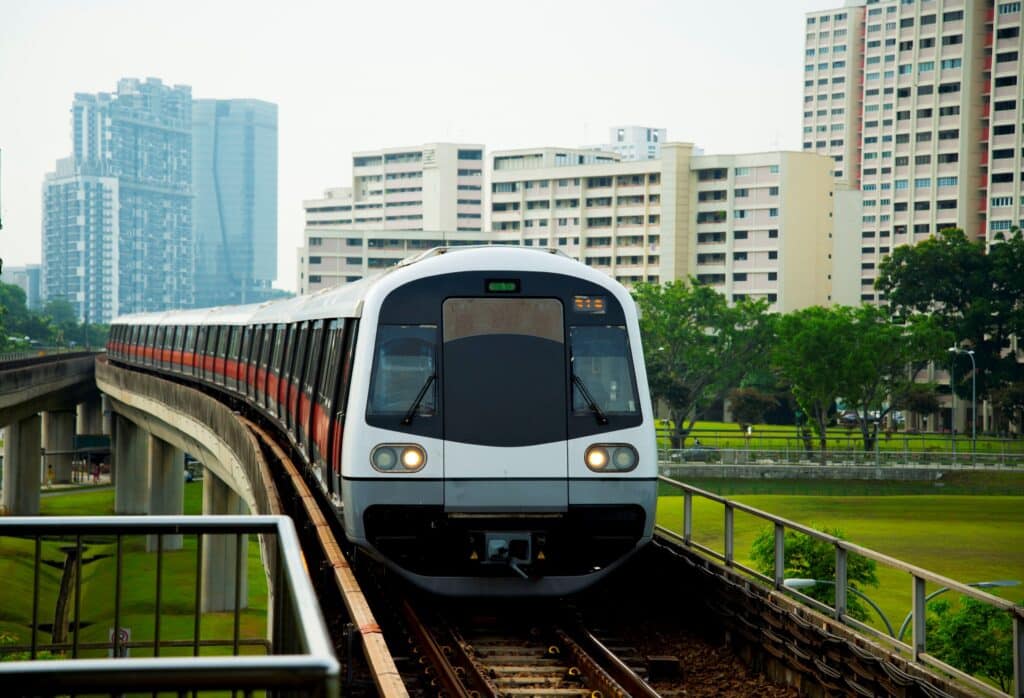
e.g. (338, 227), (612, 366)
(442, 298), (566, 447)
(367, 325), (437, 418)
(569, 326), (639, 415)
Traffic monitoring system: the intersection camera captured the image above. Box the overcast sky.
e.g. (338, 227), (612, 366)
(0, 0), (841, 292)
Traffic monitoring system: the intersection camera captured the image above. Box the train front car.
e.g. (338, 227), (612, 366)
(342, 248), (657, 596)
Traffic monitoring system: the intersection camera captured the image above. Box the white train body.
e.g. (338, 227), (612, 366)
(109, 247), (657, 595)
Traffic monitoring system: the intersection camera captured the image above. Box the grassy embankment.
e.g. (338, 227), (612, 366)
(0, 482), (267, 658)
(655, 474), (1024, 636)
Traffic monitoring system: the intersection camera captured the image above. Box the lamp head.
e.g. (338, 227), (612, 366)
(783, 578), (819, 590)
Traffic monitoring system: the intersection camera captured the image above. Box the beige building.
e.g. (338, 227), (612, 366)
(489, 143), (844, 312)
(298, 143), (485, 293)
(805, 0), (1024, 303)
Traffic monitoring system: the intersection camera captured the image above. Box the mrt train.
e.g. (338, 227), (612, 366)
(108, 247), (657, 595)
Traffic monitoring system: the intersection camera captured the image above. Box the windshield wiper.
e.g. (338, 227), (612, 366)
(401, 374), (436, 425)
(572, 373), (609, 425)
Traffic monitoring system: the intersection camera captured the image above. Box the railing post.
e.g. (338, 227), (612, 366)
(1013, 613), (1022, 698)
(834, 545), (847, 621)
(683, 490), (692, 544)
(773, 523), (785, 589)
(912, 575), (927, 661)
(724, 502), (734, 566)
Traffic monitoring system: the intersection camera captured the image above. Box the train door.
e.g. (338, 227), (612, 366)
(440, 298), (569, 511)
(330, 320), (358, 496)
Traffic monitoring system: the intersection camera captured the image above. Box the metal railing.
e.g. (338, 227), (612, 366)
(0, 347), (86, 364)
(660, 447), (1024, 469)
(0, 515), (339, 697)
(657, 475), (1024, 698)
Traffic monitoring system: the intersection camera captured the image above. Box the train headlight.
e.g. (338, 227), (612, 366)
(585, 444), (638, 473)
(585, 446), (609, 470)
(371, 444), (426, 473)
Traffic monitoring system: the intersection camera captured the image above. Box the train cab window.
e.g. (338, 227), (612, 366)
(569, 326), (639, 415)
(367, 325), (437, 418)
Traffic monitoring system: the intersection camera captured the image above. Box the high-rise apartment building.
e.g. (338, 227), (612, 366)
(44, 78), (194, 320)
(297, 143), (485, 292)
(804, 0), (1024, 302)
(41, 158), (120, 322)
(4, 264), (43, 310)
(489, 143), (842, 312)
(590, 126), (668, 161)
(192, 99), (278, 307)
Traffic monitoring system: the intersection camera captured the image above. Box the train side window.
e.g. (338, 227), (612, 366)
(305, 321), (324, 396)
(270, 324), (286, 378)
(337, 320), (359, 420)
(317, 320), (342, 408)
(281, 324), (298, 386)
(228, 325), (241, 362)
(292, 323), (309, 390)
(240, 327), (252, 369)
(217, 326), (229, 359)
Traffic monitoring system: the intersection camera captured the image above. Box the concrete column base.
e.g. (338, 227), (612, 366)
(2, 414), (42, 515)
(146, 435), (185, 552)
(76, 397), (104, 436)
(114, 415), (149, 515)
(201, 468), (249, 612)
(43, 410), (76, 484)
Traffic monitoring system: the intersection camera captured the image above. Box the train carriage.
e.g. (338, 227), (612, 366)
(109, 247), (657, 596)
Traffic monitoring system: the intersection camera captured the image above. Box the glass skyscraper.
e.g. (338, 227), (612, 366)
(192, 99), (278, 307)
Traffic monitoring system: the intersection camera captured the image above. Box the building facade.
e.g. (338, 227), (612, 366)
(489, 143), (841, 312)
(297, 143), (486, 292)
(192, 99), (278, 307)
(45, 77), (194, 320)
(41, 158), (120, 322)
(590, 125), (667, 161)
(804, 0), (1024, 302)
(3, 264), (42, 310)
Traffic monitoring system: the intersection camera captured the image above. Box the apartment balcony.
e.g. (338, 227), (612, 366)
(524, 188), (552, 200)
(992, 133), (1017, 148)
(996, 36), (1020, 52)
(584, 245), (613, 255)
(914, 209), (933, 223)
(937, 114), (961, 129)
(384, 191), (421, 204)
(616, 204), (647, 216)
(384, 161), (422, 175)
(490, 210), (521, 222)
(942, 90), (965, 108)
(457, 204), (482, 216)
(492, 190), (522, 203)
(585, 205), (613, 217)
(585, 186), (614, 198)
(995, 60), (1020, 78)
(984, 55), (993, 72)
(994, 85), (1019, 100)
(918, 47), (937, 62)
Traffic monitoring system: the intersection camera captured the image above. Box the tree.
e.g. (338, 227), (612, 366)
(838, 306), (952, 450)
(728, 387), (778, 433)
(773, 306), (857, 451)
(877, 228), (1024, 410)
(43, 299), (79, 346)
(751, 526), (879, 622)
(927, 597), (1014, 693)
(633, 280), (773, 448)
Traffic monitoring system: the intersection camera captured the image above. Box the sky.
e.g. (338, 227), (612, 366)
(0, 0), (842, 292)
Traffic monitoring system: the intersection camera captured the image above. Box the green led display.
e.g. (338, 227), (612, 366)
(486, 279), (520, 293)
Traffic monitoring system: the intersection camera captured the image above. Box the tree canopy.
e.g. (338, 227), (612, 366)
(632, 279), (773, 447)
(876, 228), (1024, 413)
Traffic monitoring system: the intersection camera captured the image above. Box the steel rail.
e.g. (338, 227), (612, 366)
(245, 417), (409, 697)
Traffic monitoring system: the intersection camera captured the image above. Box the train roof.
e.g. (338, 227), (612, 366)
(113, 247), (629, 327)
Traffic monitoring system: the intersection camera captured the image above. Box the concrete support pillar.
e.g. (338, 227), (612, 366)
(76, 397), (104, 435)
(43, 410), (76, 484)
(113, 415), (149, 515)
(1, 414), (42, 515)
(101, 395), (113, 436)
(201, 468), (248, 612)
(146, 435), (185, 552)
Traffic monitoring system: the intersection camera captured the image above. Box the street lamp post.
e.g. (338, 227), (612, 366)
(948, 347), (977, 456)
(783, 578), (896, 637)
(895, 579), (1019, 642)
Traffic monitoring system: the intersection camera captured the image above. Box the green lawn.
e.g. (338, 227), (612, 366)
(656, 492), (1024, 637)
(0, 482), (268, 659)
(658, 419), (1024, 454)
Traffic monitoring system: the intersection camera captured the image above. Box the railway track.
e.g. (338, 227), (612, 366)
(242, 414), (796, 697)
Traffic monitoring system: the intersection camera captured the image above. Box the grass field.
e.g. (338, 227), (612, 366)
(0, 482), (268, 659)
(659, 419), (1024, 454)
(655, 490), (1024, 636)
